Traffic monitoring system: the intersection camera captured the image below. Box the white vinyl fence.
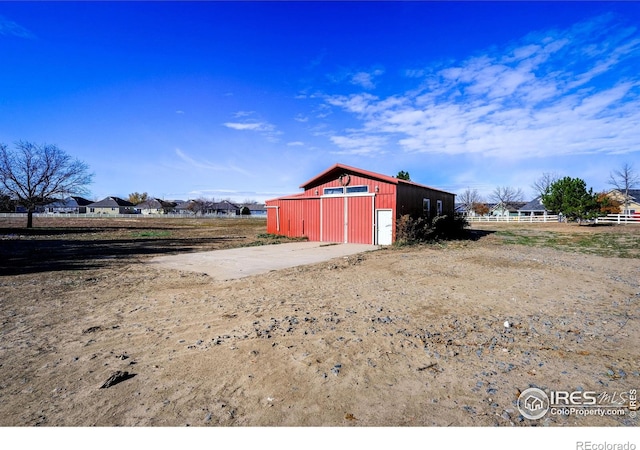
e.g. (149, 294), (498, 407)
(466, 215), (559, 223)
(466, 214), (640, 224)
(595, 214), (640, 224)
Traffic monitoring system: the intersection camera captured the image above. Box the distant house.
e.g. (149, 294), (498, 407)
(454, 203), (468, 215)
(606, 189), (640, 215)
(210, 200), (240, 216)
(42, 196), (93, 214)
(171, 199), (239, 216)
(136, 198), (177, 215)
(87, 196), (137, 215)
(490, 201), (527, 217)
(173, 200), (196, 215)
(518, 197), (550, 217)
(239, 202), (267, 216)
(455, 202), (490, 217)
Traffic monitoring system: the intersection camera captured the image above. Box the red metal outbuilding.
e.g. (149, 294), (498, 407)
(266, 163), (456, 245)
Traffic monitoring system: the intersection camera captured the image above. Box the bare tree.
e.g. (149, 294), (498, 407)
(489, 186), (525, 204)
(189, 197), (215, 216)
(608, 163), (639, 214)
(0, 141), (93, 228)
(532, 172), (560, 198)
(458, 188), (483, 216)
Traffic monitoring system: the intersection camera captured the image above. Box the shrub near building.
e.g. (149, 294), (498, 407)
(395, 214), (469, 245)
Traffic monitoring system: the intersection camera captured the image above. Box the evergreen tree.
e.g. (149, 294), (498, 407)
(541, 177), (600, 221)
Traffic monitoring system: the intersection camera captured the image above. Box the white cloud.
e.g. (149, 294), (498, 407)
(0, 15), (35, 39)
(350, 68), (384, 90)
(223, 122), (265, 131)
(223, 118), (282, 143)
(233, 110), (255, 118)
(175, 148), (223, 170)
(313, 103), (332, 119)
(350, 72), (374, 90)
(307, 49), (327, 69)
(325, 93), (380, 114)
(175, 148), (251, 176)
(287, 141), (304, 147)
(184, 189), (282, 204)
(323, 14), (640, 159)
(329, 134), (388, 155)
(327, 67), (385, 90)
(404, 68), (426, 78)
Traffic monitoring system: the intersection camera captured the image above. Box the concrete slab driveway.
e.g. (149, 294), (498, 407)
(148, 242), (378, 280)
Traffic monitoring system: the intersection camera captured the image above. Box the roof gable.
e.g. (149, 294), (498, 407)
(607, 189), (640, 202)
(519, 197), (547, 212)
(491, 201), (527, 212)
(71, 196), (93, 206)
(239, 202), (266, 211)
(47, 196), (92, 208)
(174, 200), (195, 209)
(211, 201), (240, 211)
(89, 196), (135, 208)
(299, 163), (455, 195)
(137, 198), (176, 209)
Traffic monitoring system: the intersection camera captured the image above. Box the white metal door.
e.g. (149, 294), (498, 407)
(376, 209), (393, 245)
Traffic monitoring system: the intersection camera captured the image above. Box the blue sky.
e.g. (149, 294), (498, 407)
(1, 1), (639, 203)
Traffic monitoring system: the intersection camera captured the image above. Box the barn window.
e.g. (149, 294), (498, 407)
(423, 198), (431, 216)
(346, 185), (368, 194)
(324, 187), (344, 195)
(437, 200), (443, 215)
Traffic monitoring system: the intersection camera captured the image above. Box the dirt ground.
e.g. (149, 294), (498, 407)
(0, 217), (638, 427)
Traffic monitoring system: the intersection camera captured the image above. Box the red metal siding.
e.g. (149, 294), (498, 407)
(266, 198), (320, 241)
(308, 172), (396, 244)
(375, 192), (395, 211)
(306, 170), (397, 244)
(347, 196), (374, 244)
(271, 195), (378, 244)
(320, 196), (344, 243)
(266, 204), (279, 234)
(268, 180), (398, 244)
(303, 199), (321, 241)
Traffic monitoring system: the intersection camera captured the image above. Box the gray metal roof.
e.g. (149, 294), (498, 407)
(47, 196), (92, 208)
(88, 196), (135, 208)
(136, 198), (176, 209)
(519, 197), (547, 212)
